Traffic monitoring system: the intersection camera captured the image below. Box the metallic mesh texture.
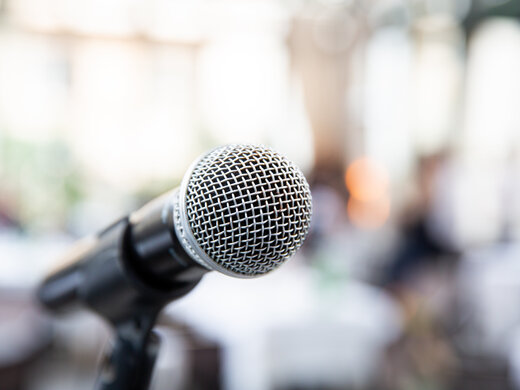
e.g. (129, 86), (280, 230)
(184, 144), (312, 276)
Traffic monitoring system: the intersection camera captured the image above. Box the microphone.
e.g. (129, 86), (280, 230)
(37, 144), (312, 323)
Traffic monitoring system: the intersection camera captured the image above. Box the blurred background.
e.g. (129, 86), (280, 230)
(2, 0), (520, 389)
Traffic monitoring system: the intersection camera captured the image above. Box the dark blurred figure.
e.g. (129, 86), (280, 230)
(383, 153), (460, 287)
(377, 153), (461, 390)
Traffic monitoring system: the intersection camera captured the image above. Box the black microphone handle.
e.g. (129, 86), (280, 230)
(37, 192), (208, 322)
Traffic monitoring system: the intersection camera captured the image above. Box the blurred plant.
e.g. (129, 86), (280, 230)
(0, 133), (84, 233)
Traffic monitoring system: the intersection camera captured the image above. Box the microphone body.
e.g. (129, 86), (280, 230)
(37, 144), (313, 324)
(37, 193), (206, 323)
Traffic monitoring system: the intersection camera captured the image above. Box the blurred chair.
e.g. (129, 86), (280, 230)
(0, 289), (52, 390)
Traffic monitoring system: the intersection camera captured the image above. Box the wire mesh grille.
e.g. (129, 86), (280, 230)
(184, 144), (312, 276)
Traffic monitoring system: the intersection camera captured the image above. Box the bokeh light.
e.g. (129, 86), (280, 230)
(345, 157), (390, 229)
(345, 158), (389, 202)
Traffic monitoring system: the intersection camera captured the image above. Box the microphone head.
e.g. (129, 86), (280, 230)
(173, 144), (312, 278)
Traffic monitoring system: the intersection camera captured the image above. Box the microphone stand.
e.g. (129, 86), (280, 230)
(38, 218), (201, 390)
(95, 307), (162, 390)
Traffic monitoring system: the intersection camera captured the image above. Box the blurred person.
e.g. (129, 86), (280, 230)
(382, 153), (460, 286)
(376, 152), (461, 390)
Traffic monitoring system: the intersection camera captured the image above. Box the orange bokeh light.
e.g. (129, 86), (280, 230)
(345, 158), (389, 202)
(345, 157), (390, 229)
(347, 197), (390, 229)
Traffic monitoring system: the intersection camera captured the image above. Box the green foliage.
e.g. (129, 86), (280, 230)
(0, 133), (85, 231)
